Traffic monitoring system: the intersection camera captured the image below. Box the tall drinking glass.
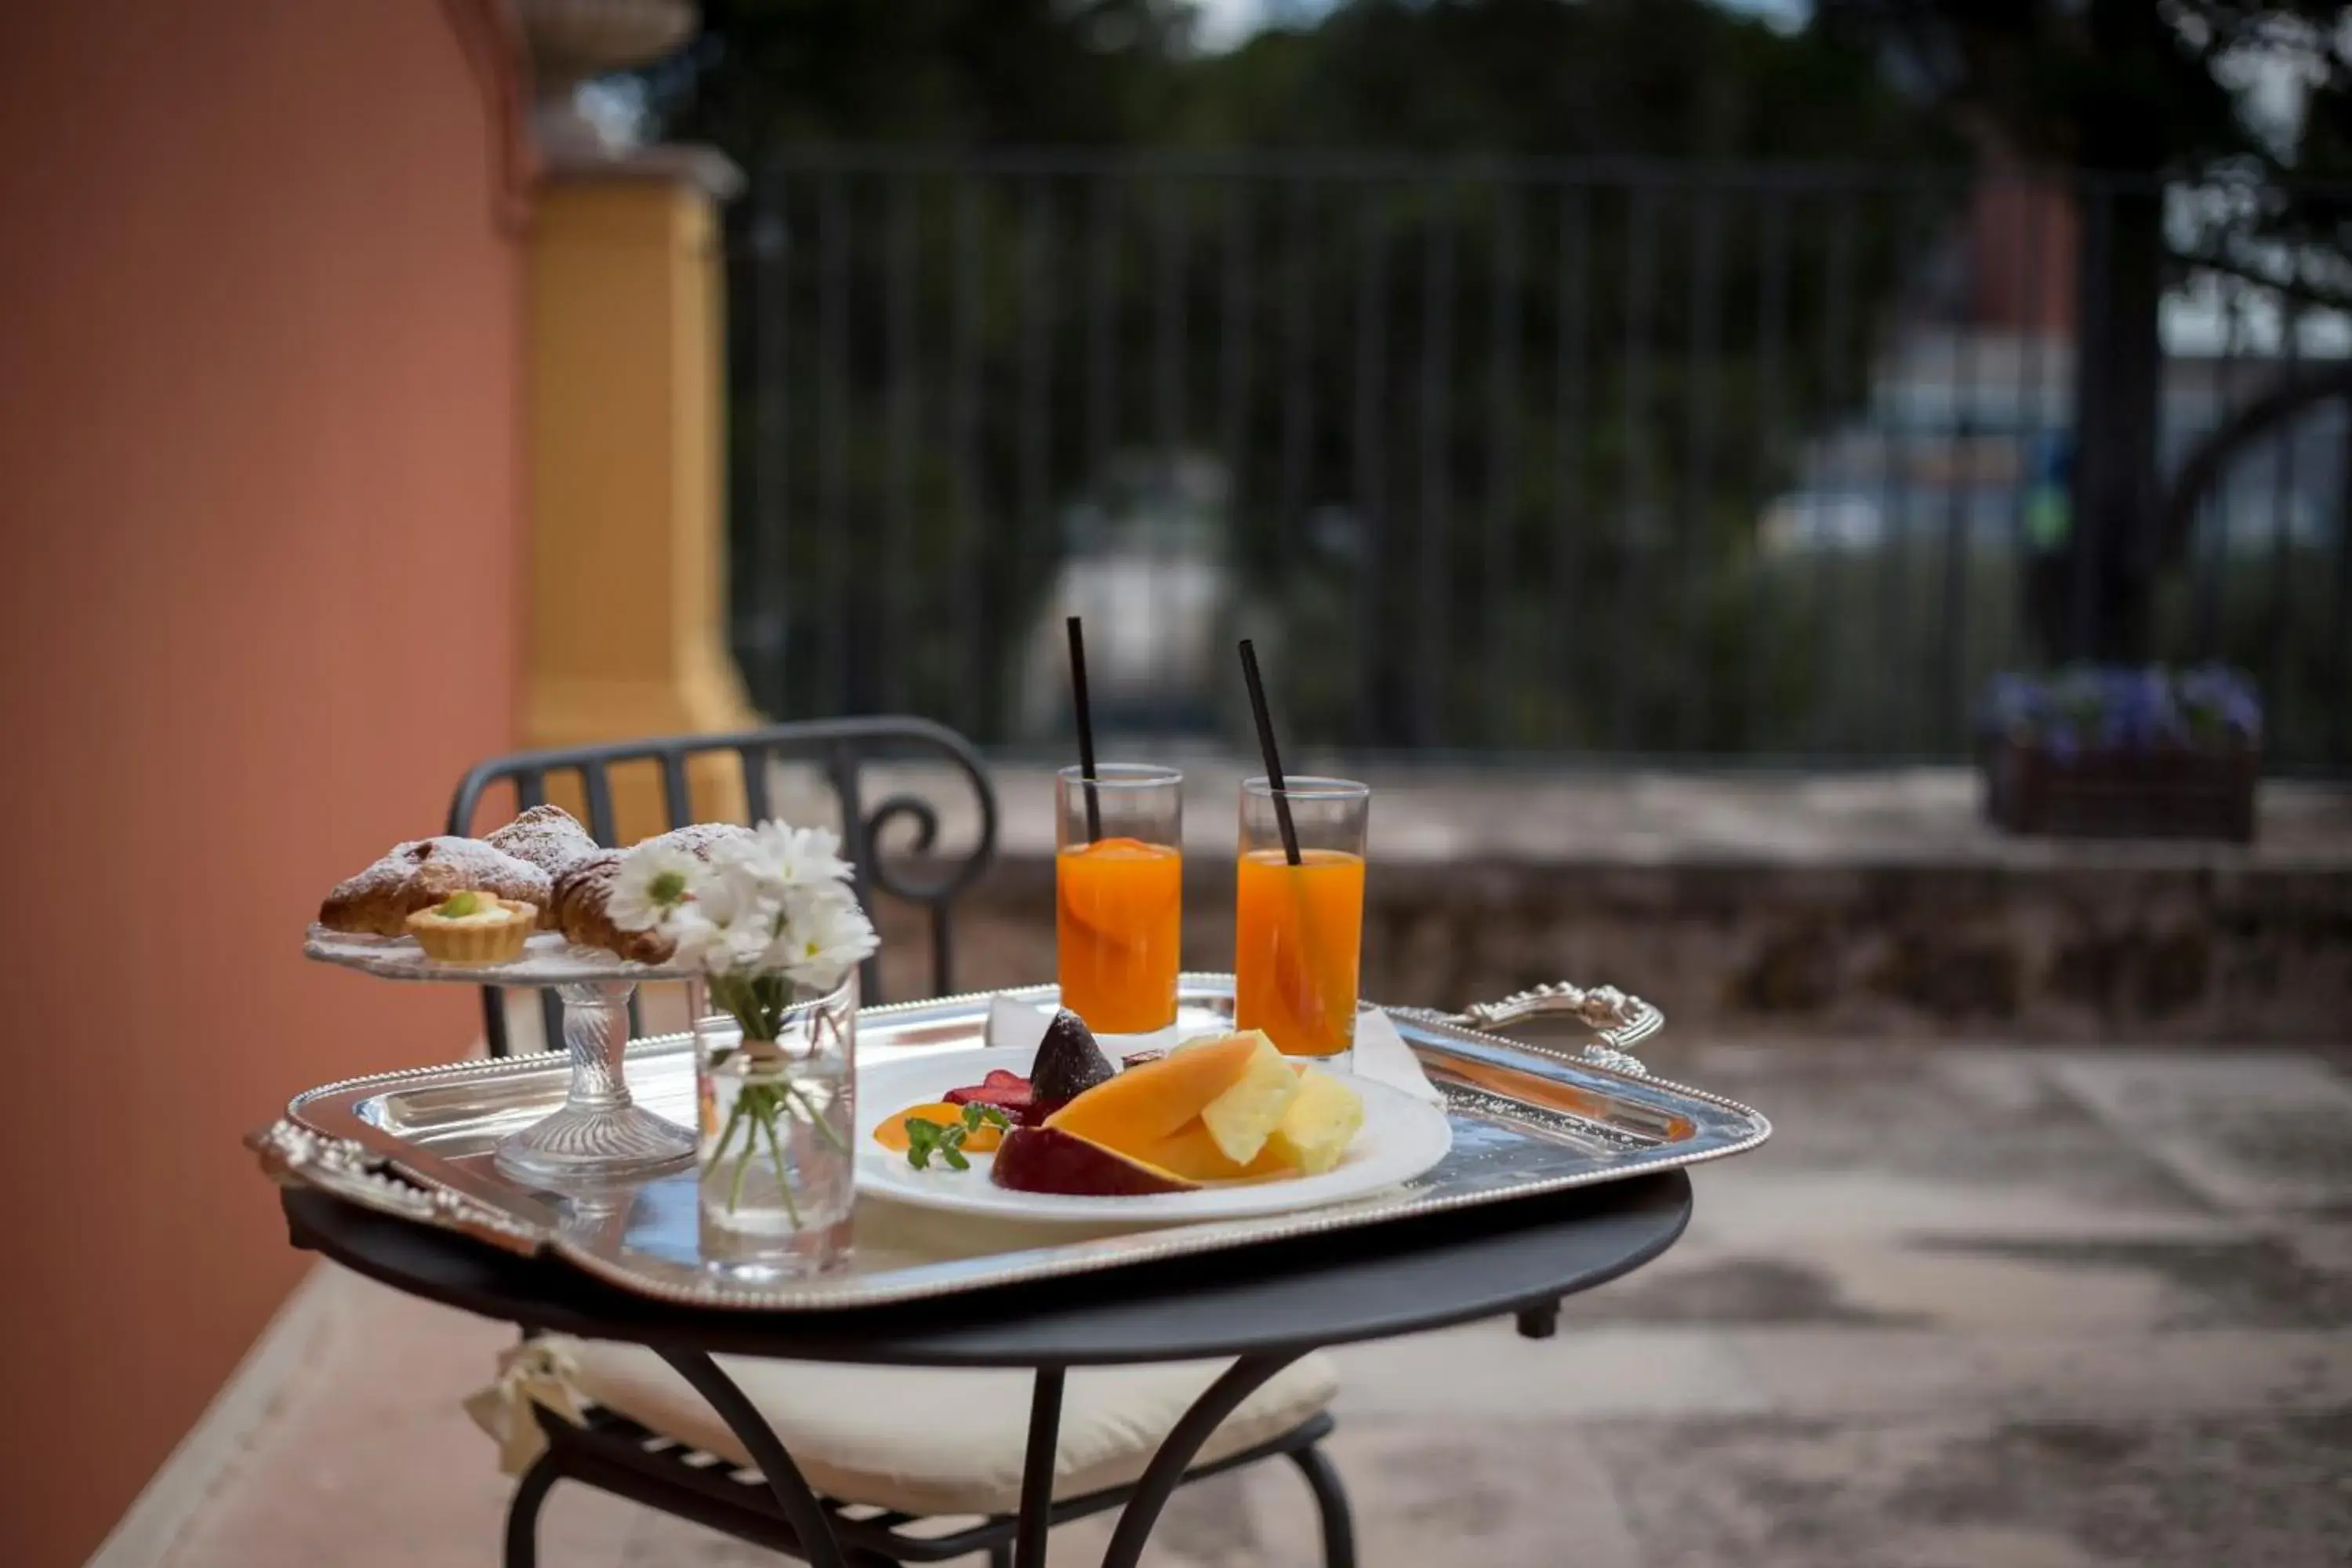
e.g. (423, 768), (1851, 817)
(1056, 764), (1183, 1036)
(1234, 777), (1370, 1070)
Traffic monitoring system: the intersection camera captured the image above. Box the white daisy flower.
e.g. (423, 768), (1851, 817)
(779, 891), (879, 991)
(731, 819), (856, 889)
(672, 859), (774, 975)
(724, 904), (783, 973)
(666, 906), (729, 971)
(692, 854), (764, 924)
(606, 844), (705, 933)
(664, 818), (876, 993)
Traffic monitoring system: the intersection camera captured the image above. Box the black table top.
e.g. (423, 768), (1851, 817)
(285, 1171), (1690, 1367)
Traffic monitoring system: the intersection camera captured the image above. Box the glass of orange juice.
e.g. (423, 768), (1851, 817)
(1055, 764), (1183, 1036)
(1234, 776), (1369, 1070)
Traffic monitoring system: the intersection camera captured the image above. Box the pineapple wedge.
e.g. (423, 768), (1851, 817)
(1196, 1032), (1303, 1163)
(1264, 1069), (1364, 1175)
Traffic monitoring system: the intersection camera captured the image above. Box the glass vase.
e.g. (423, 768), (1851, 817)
(693, 972), (858, 1281)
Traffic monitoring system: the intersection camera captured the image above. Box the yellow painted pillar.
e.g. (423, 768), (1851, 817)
(526, 157), (757, 840)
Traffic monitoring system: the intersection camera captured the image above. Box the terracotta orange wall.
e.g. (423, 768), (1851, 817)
(0, 5), (524, 1563)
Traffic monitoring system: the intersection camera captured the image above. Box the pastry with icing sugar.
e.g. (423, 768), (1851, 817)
(485, 804), (601, 880)
(554, 821), (753, 963)
(317, 837), (552, 938)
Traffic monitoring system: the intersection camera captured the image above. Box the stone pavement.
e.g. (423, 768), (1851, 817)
(163, 1038), (2352, 1567)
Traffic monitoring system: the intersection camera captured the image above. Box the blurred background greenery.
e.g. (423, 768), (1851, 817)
(626, 1), (2350, 768)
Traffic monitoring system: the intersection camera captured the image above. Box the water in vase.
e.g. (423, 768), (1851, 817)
(695, 1006), (856, 1279)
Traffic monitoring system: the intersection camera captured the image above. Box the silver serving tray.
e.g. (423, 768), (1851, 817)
(257, 977), (1769, 1310)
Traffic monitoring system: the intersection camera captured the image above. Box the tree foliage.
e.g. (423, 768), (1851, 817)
(1820, 1), (2352, 665)
(644, 0), (1190, 149)
(1820, 0), (2352, 293)
(653, 4), (2352, 753)
(1175, 0), (1954, 162)
(657, 2), (1978, 750)
(652, 0), (1960, 165)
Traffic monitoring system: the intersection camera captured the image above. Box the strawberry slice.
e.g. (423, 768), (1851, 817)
(945, 1071), (1044, 1126)
(943, 1081), (1031, 1108)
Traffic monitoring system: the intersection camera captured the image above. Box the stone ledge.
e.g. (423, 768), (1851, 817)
(873, 855), (2350, 1044)
(793, 758), (2352, 873)
(844, 763), (2352, 1043)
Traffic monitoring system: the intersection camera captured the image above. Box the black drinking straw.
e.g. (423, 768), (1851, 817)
(1066, 615), (1102, 841)
(1238, 638), (1302, 865)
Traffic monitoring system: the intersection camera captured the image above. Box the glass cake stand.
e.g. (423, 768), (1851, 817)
(303, 926), (699, 1185)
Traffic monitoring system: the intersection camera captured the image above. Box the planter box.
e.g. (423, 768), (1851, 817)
(1984, 739), (2258, 842)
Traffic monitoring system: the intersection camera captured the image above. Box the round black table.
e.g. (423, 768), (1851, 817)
(284, 1171), (1691, 1567)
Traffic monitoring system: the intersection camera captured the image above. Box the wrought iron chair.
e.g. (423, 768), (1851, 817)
(445, 717), (1358, 1567)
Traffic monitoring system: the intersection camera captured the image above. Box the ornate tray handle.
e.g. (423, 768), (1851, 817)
(1441, 982), (1663, 1078)
(247, 1120), (548, 1256)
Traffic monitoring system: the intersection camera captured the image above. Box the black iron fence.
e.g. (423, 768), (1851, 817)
(724, 150), (2352, 771)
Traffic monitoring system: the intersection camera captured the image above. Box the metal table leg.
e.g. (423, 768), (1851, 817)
(501, 1451), (561, 1568)
(1013, 1368), (1066, 1567)
(1289, 1443), (1359, 1568)
(655, 1346), (851, 1568)
(1098, 1352), (1305, 1568)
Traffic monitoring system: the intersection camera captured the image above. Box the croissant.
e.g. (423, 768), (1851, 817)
(485, 805), (601, 926)
(485, 803), (601, 877)
(553, 822), (754, 962)
(550, 851), (661, 963)
(318, 837), (551, 938)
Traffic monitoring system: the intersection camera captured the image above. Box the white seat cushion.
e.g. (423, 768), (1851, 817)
(562, 1340), (1338, 1518)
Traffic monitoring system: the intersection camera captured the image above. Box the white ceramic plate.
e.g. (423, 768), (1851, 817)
(855, 1045), (1454, 1223)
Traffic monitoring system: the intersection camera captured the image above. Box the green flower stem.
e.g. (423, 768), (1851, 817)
(785, 1080), (850, 1153)
(702, 977), (851, 1230)
(726, 1149), (752, 1213)
(706, 1090), (749, 1170)
(755, 1090), (804, 1231)
(717, 1080), (808, 1229)
(726, 1087), (761, 1214)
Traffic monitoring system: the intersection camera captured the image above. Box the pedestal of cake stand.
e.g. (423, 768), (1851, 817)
(494, 980), (697, 1185)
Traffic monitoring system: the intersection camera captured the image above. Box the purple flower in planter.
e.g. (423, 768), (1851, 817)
(1983, 673), (2042, 738)
(1980, 664), (2260, 757)
(2107, 667), (2180, 749)
(2176, 663), (2262, 743)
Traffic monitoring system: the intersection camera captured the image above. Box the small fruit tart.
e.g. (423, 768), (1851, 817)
(404, 890), (536, 964)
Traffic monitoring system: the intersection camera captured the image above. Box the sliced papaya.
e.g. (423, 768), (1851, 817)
(1045, 1031), (1263, 1151)
(1123, 1116), (1293, 1183)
